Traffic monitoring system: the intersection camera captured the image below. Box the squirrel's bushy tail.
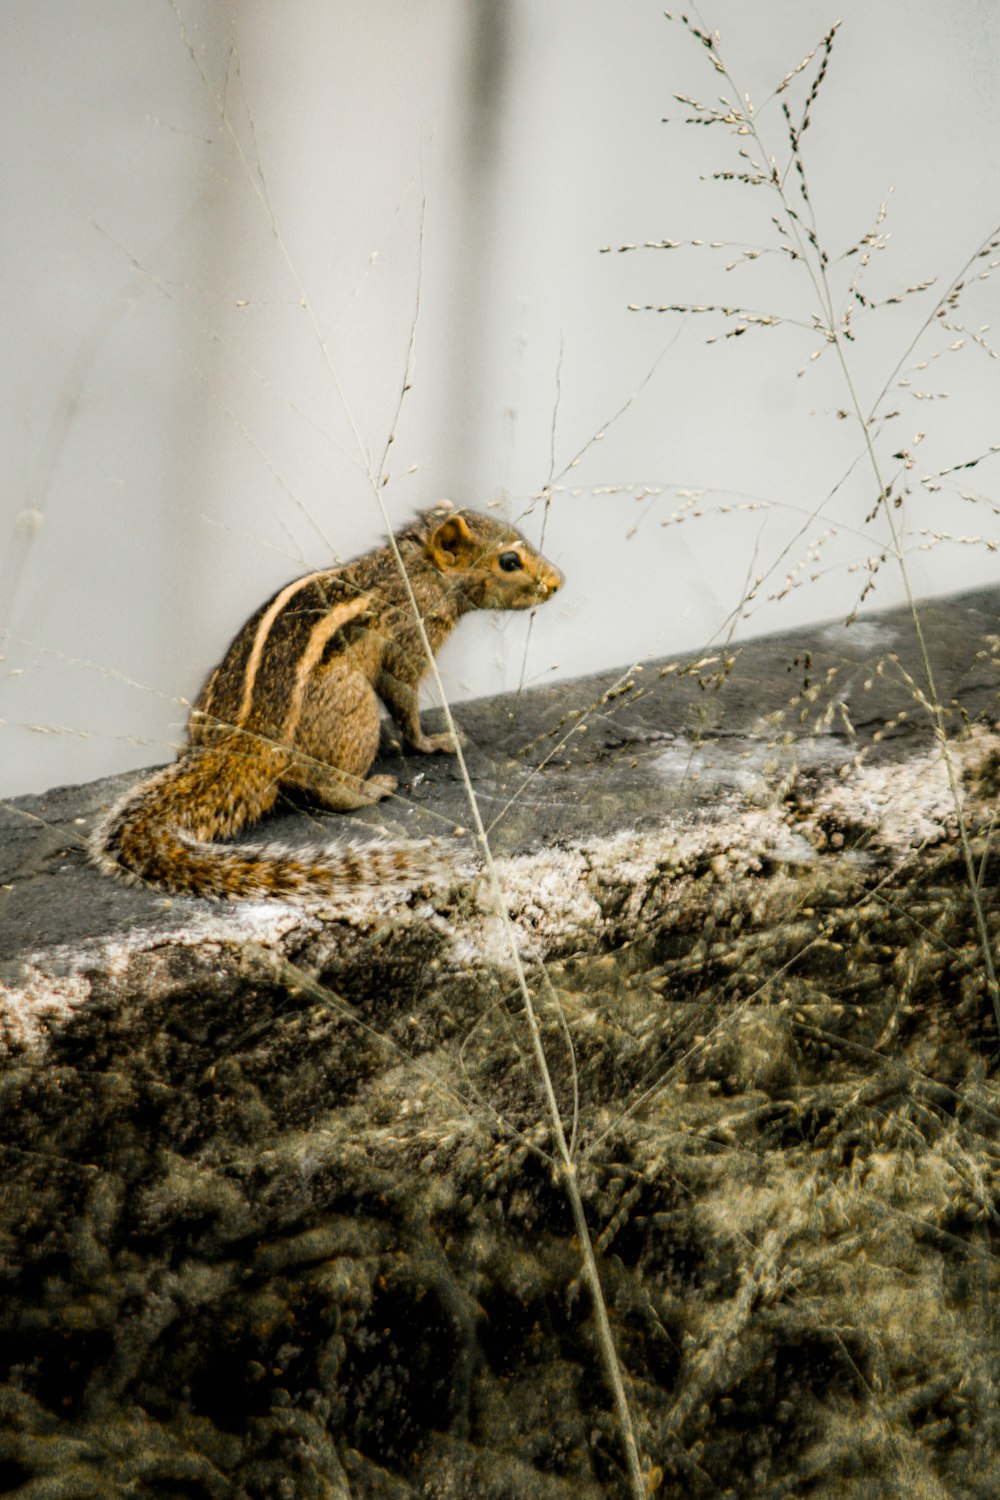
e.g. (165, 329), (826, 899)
(91, 754), (440, 902)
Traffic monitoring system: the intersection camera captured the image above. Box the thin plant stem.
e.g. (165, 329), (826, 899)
(366, 495), (648, 1500)
(679, 7), (1000, 1034)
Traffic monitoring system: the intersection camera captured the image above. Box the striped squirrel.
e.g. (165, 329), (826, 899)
(92, 505), (563, 901)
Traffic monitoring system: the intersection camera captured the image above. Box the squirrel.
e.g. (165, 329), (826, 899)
(92, 504), (563, 902)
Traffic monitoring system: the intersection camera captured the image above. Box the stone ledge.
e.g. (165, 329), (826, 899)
(2, 587), (999, 1497)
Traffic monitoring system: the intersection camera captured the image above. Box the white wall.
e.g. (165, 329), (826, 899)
(3, 0), (999, 797)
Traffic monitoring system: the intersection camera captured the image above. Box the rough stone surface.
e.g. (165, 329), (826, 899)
(2, 587), (1000, 1498)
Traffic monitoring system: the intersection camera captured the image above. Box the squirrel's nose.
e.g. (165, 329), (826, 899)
(539, 565), (563, 597)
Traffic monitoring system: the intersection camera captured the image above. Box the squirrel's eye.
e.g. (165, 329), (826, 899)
(498, 550), (522, 573)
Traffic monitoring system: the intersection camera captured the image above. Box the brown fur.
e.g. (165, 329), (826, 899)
(92, 506), (563, 901)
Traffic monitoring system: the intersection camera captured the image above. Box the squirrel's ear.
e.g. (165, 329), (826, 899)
(426, 513), (475, 570)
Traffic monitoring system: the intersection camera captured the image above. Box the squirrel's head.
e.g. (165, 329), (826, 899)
(422, 508), (563, 611)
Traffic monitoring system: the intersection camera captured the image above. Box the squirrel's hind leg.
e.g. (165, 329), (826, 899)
(283, 663), (396, 810)
(283, 755), (397, 811)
